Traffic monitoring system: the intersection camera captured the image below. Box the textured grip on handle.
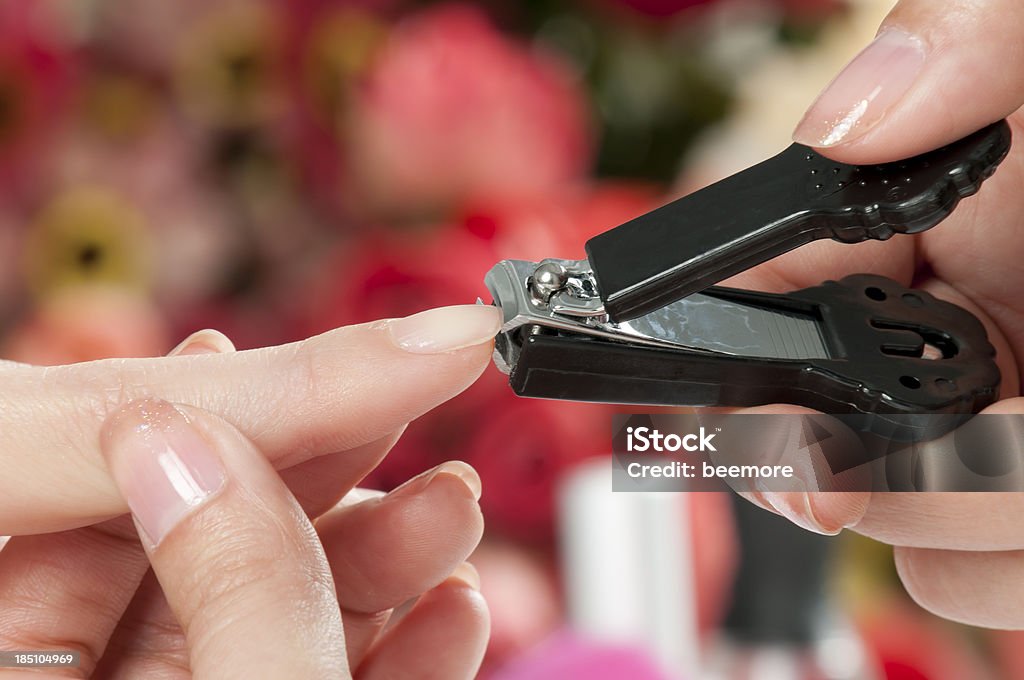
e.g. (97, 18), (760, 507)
(586, 120), (1012, 322)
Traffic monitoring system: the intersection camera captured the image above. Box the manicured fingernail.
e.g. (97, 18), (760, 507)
(388, 460), (483, 501)
(387, 305), (500, 354)
(168, 329), (235, 356)
(793, 29), (926, 147)
(449, 562), (481, 591)
(101, 398), (226, 546)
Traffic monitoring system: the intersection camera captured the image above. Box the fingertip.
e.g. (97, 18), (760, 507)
(728, 406), (870, 535)
(386, 460), (483, 506)
(892, 546), (963, 624)
(435, 572), (490, 630)
(168, 329), (236, 356)
(449, 561), (481, 591)
(807, 490), (870, 534)
(433, 461), (483, 502)
(385, 304), (501, 355)
(319, 464), (485, 613)
(357, 574), (490, 680)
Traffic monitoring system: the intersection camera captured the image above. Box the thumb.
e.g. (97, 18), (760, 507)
(101, 397), (349, 679)
(793, 0), (1024, 163)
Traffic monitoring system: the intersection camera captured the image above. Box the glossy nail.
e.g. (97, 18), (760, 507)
(793, 29), (926, 147)
(387, 305), (501, 354)
(101, 398), (226, 546)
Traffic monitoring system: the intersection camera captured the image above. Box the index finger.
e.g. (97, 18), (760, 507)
(0, 304), (499, 535)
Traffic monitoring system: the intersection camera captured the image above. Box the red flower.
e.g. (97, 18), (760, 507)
(0, 1), (74, 205)
(459, 182), (660, 259)
(856, 599), (992, 680)
(468, 398), (613, 542)
(304, 225), (496, 333)
(344, 3), (592, 218)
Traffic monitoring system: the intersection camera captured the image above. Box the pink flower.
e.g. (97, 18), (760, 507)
(2, 286), (169, 364)
(344, 4), (592, 218)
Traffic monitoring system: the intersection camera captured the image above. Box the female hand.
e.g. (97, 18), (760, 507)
(0, 304), (499, 677)
(733, 0), (1024, 629)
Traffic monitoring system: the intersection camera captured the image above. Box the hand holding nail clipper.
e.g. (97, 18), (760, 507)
(741, 0), (1024, 629)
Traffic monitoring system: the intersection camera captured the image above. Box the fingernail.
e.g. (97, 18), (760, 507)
(168, 329), (235, 356)
(760, 490), (838, 536)
(449, 562), (481, 591)
(101, 398), (226, 546)
(387, 305), (500, 354)
(388, 460), (483, 501)
(793, 29), (926, 147)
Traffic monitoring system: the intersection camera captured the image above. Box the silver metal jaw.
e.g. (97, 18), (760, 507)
(484, 258), (830, 375)
(484, 258), (609, 373)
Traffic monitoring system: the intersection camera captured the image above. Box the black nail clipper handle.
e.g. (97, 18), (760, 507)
(586, 121), (1012, 322)
(509, 275), (1000, 427)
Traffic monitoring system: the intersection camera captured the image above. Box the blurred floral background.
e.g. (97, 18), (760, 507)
(2, 0), (1023, 678)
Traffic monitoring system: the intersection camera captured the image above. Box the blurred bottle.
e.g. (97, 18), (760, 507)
(558, 459), (702, 678)
(703, 496), (876, 680)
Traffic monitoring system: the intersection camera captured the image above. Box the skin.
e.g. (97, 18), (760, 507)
(744, 0), (1024, 629)
(0, 327), (492, 678)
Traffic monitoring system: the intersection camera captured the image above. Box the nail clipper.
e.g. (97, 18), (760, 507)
(484, 121), (1011, 423)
